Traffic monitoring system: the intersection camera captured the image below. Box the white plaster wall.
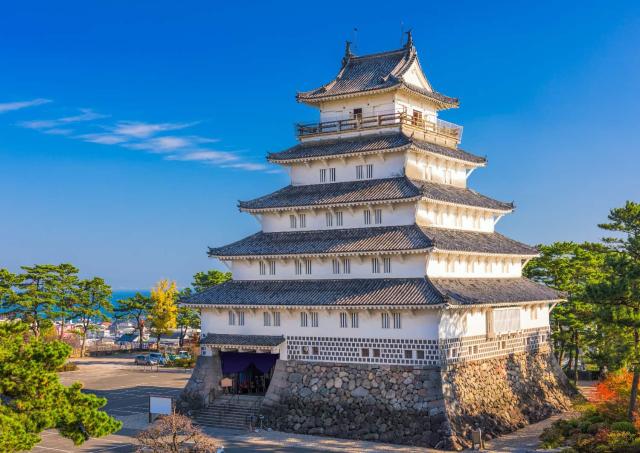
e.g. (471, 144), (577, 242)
(401, 60), (432, 92)
(521, 304), (551, 329)
(439, 309), (487, 339)
(259, 203), (416, 232)
(405, 151), (469, 187)
(289, 153), (406, 186)
(200, 307), (441, 342)
(394, 93), (438, 125)
(228, 253), (427, 280)
(416, 201), (498, 232)
(426, 253), (523, 278)
(318, 93), (396, 123)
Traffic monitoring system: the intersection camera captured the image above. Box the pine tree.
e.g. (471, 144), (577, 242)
(115, 293), (152, 350)
(73, 277), (113, 357)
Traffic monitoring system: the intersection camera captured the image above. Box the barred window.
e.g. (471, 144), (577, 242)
(329, 168), (336, 182)
(332, 259), (340, 274)
(393, 312), (401, 329)
(381, 312), (390, 329)
(335, 211), (343, 226)
(530, 306), (538, 320)
(295, 260), (302, 275)
(447, 259), (455, 273)
(493, 308), (520, 334)
(342, 258), (351, 274)
(374, 208), (382, 224)
(268, 261), (276, 275)
(404, 349), (413, 359)
(259, 261), (266, 275)
(356, 165), (363, 180)
(351, 312), (359, 328)
(383, 257), (391, 273)
(320, 169), (327, 183)
(238, 311), (245, 326)
(339, 312), (348, 328)
(366, 164), (373, 179)
(305, 259), (312, 275)
(373, 348), (381, 357)
(325, 212), (333, 227)
(273, 311), (281, 326)
(298, 213), (306, 228)
(310, 312), (319, 327)
(363, 209), (371, 225)
(289, 215), (297, 228)
(300, 312), (308, 327)
(263, 311), (271, 326)
(228, 310), (236, 325)
(371, 257), (380, 274)
(361, 348), (370, 357)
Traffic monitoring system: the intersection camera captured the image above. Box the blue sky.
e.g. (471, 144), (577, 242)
(1, 1), (639, 289)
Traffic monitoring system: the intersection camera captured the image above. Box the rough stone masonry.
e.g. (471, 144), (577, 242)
(259, 349), (573, 450)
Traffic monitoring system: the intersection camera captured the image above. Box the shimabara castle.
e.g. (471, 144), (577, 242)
(180, 33), (572, 449)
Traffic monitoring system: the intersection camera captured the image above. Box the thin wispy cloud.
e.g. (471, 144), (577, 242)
(77, 133), (129, 145)
(113, 121), (197, 139)
(0, 98), (51, 114)
(19, 108), (107, 130)
(166, 150), (239, 163)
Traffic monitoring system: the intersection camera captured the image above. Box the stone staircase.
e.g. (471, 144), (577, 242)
(193, 394), (264, 430)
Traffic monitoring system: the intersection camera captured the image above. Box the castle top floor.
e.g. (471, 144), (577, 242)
(295, 34), (462, 148)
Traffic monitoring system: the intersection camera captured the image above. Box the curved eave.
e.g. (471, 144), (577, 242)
(445, 299), (565, 309)
(268, 143), (486, 167)
(238, 195), (421, 214)
(420, 197), (514, 214)
(208, 247), (432, 261)
(185, 302), (445, 310)
(296, 83), (458, 110)
(431, 247), (538, 258)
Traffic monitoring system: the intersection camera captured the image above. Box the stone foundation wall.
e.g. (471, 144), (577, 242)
(260, 349), (572, 450)
(261, 360), (453, 448)
(177, 352), (222, 413)
(442, 347), (573, 449)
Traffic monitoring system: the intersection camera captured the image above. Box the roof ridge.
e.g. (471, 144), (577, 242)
(349, 47), (408, 61)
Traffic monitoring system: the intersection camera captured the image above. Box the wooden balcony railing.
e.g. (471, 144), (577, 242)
(295, 112), (463, 141)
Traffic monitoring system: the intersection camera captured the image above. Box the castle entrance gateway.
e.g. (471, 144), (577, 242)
(199, 333), (285, 396)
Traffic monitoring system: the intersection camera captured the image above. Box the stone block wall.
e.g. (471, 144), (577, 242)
(261, 360), (454, 448)
(177, 352), (223, 413)
(442, 347), (573, 449)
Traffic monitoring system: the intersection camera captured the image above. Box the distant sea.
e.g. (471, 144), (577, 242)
(110, 290), (150, 314)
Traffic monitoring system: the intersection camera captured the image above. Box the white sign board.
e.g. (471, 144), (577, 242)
(149, 396), (172, 416)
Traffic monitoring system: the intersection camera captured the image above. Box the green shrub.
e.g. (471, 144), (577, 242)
(57, 362), (78, 372)
(610, 421), (637, 434)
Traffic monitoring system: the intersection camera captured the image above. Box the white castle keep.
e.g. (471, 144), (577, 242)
(184, 34), (562, 373)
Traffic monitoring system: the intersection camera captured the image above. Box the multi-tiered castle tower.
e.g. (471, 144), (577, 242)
(183, 35), (571, 449)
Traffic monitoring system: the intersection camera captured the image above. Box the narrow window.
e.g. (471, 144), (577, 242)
(320, 168), (327, 183)
(269, 261), (276, 275)
(335, 211), (343, 226)
(530, 307), (538, 320)
(238, 311), (245, 326)
(259, 261), (266, 275)
(310, 312), (319, 327)
(295, 260), (302, 275)
(427, 166), (433, 181)
(404, 350), (413, 359)
(381, 312), (390, 329)
(447, 258), (455, 273)
(342, 258), (351, 274)
(445, 169), (453, 184)
(374, 208), (382, 224)
(312, 346), (319, 355)
(300, 312), (308, 327)
(263, 311), (271, 326)
(329, 168), (336, 182)
(412, 109), (423, 126)
(332, 259), (340, 274)
(289, 214), (297, 229)
(371, 257), (380, 273)
(393, 312), (401, 329)
(273, 311), (281, 326)
(363, 209), (371, 225)
(353, 107), (363, 121)
(356, 165), (363, 180)
(325, 212), (333, 227)
(305, 259), (312, 275)
(351, 312), (359, 328)
(383, 257), (391, 273)
(298, 213), (306, 228)
(466, 259), (473, 273)
(366, 164), (373, 179)
(339, 312), (348, 328)
(228, 310), (236, 325)
(501, 261), (508, 273)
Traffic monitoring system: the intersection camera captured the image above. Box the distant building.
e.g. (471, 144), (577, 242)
(181, 34), (572, 448)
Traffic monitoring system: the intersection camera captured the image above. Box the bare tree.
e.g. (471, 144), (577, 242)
(136, 412), (220, 452)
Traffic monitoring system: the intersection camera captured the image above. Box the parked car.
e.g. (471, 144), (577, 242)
(177, 350), (191, 359)
(134, 354), (158, 366)
(148, 352), (167, 365)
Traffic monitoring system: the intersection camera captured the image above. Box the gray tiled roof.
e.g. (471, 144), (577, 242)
(296, 46), (457, 107)
(267, 133), (485, 164)
(208, 225), (537, 258)
(239, 177), (512, 212)
(430, 278), (563, 305)
(239, 177), (422, 211)
(201, 333), (285, 347)
(184, 279), (443, 307)
(419, 227), (537, 256)
(208, 225), (432, 258)
(183, 277), (562, 307)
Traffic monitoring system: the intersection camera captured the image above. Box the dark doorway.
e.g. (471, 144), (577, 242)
(220, 352), (279, 395)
